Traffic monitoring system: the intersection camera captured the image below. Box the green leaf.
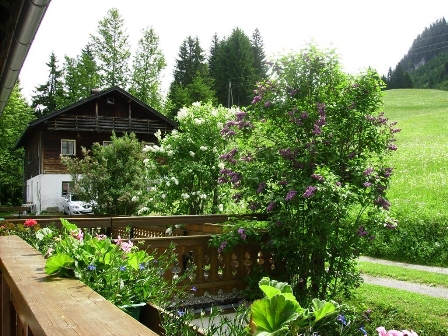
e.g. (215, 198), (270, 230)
(45, 253), (74, 275)
(60, 218), (78, 233)
(311, 298), (336, 322)
(258, 277), (293, 297)
(251, 295), (299, 335)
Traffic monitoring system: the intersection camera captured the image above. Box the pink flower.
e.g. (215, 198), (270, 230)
(119, 240), (133, 253)
(71, 229), (84, 241)
(24, 219), (37, 227)
(114, 235), (123, 245)
(377, 327), (417, 336)
(402, 331), (418, 336)
(95, 234), (107, 240)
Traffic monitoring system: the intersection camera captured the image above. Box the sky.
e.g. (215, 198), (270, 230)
(19, 0), (447, 103)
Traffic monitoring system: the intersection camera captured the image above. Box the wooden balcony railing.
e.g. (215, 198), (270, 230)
(45, 115), (171, 134)
(1, 214), (278, 334)
(0, 235), (159, 335)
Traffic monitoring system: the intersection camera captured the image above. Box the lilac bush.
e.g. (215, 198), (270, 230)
(219, 45), (400, 302)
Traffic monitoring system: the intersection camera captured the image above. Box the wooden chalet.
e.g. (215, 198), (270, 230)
(14, 86), (177, 213)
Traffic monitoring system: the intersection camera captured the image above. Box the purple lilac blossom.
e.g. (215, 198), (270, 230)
(238, 228), (247, 239)
(232, 193), (243, 202)
(363, 182), (372, 187)
(311, 174), (324, 181)
(248, 202), (260, 211)
(303, 186), (317, 198)
(348, 151), (356, 159)
(285, 190), (297, 201)
(217, 241), (227, 253)
(264, 101), (271, 107)
(240, 154), (253, 162)
(235, 111), (247, 121)
(357, 226), (368, 237)
(279, 148), (297, 160)
(266, 202), (275, 212)
(312, 124), (322, 135)
(363, 167), (374, 175)
(252, 95), (262, 104)
(257, 182), (267, 194)
(383, 167), (393, 178)
(375, 196), (391, 210)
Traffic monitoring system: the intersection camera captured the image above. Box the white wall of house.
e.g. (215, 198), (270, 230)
(26, 174), (72, 213)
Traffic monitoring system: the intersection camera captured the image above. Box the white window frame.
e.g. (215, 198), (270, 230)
(103, 141), (113, 147)
(61, 139), (76, 155)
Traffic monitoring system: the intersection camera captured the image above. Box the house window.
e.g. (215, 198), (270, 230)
(61, 139), (76, 155)
(143, 142), (155, 148)
(106, 98), (114, 104)
(62, 181), (73, 196)
(103, 141), (113, 147)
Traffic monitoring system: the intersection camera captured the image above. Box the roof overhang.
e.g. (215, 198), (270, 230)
(0, 0), (51, 117)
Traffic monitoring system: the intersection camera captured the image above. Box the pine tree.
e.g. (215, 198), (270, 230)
(251, 28), (268, 81)
(167, 36), (215, 118)
(31, 52), (65, 117)
(90, 8), (131, 89)
(208, 28), (258, 107)
(129, 27), (166, 111)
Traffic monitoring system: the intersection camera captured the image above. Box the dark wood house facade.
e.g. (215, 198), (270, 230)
(15, 86), (177, 213)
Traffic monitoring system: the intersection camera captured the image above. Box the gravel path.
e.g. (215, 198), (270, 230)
(359, 256), (448, 299)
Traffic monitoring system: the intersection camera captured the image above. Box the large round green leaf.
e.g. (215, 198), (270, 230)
(45, 253), (74, 275)
(251, 295), (299, 335)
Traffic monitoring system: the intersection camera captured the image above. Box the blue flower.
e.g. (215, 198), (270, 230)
(139, 263), (145, 270)
(191, 286), (197, 292)
(359, 326), (367, 335)
(177, 309), (186, 317)
(87, 264), (96, 271)
(119, 265), (126, 271)
(336, 314), (347, 326)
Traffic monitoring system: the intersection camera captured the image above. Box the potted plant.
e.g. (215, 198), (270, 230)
(44, 218), (184, 319)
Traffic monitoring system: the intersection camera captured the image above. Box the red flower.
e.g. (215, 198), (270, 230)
(24, 219), (37, 227)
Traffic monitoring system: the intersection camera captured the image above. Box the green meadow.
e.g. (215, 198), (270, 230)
(383, 89), (448, 222)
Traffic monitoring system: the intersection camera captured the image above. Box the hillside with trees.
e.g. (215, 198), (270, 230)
(384, 17), (448, 90)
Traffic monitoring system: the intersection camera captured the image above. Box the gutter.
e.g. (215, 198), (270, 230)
(0, 0), (51, 116)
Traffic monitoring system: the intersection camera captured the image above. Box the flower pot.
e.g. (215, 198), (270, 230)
(119, 302), (146, 320)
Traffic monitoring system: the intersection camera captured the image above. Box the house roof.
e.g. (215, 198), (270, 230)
(15, 86), (178, 149)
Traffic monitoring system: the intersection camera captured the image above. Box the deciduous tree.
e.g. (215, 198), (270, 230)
(90, 8), (131, 89)
(130, 27), (166, 111)
(62, 44), (100, 104)
(0, 82), (34, 205)
(62, 132), (147, 215)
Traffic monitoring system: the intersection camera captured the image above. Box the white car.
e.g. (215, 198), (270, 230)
(62, 194), (94, 215)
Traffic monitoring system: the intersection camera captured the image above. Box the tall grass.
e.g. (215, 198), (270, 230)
(383, 89), (448, 222)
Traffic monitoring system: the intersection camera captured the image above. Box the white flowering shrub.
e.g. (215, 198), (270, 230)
(142, 102), (239, 215)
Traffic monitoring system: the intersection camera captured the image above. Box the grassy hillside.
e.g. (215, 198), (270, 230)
(382, 89), (448, 222)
